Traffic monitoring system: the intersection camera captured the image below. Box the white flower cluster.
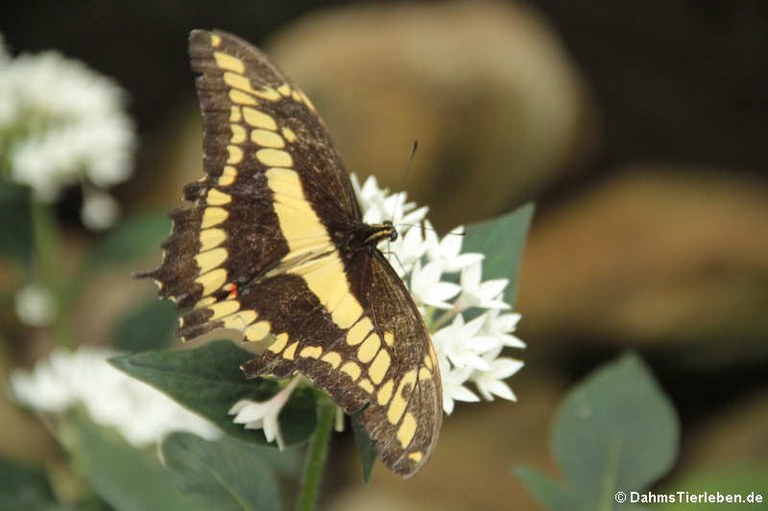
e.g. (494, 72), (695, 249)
(352, 175), (525, 414)
(0, 33), (135, 230)
(230, 175), (525, 444)
(10, 347), (220, 447)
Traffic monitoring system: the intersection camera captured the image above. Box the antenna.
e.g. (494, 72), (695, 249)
(391, 140), (419, 225)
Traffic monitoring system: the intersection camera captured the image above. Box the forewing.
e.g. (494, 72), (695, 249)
(138, 29), (359, 339)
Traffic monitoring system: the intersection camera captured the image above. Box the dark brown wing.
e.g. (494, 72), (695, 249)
(138, 29), (441, 477)
(241, 249), (442, 477)
(138, 29), (360, 329)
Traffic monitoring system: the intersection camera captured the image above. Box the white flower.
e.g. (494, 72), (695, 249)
(440, 362), (479, 415)
(349, 174), (526, 415)
(457, 261), (511, 310)
(81, 189), (120, 230)
(471, 346), (524, 401)
(14, 283), (56, 327)
(0, 35), (135, 213)
(425, 223), (484, 273)
(9, 347), (220, 447)
(483, 309), (526, 349)
(433, 314), (501, 371)
(409, 260), (461, 309)
(229, 376), (302, 450)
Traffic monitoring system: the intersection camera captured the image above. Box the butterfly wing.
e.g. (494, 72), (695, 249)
(139, 29), (441, 477)
(242, 248), (442, 476)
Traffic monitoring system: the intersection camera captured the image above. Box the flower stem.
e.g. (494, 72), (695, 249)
(296, 396), (336, 511)
(30, 197), (69, 346)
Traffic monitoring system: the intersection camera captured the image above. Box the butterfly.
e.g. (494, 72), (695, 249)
(138, 29), (442, 477)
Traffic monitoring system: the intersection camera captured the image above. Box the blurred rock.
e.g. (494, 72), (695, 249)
(518, 167), (768, 358)
(684, 390), (768, 469)
(268, 0), (597, 230)
(328, 374), (564, 511)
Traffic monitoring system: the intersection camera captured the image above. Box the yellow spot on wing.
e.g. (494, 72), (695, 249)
(387, 370), (417, 424)
(266, 169), (329, 243)
(281, 127), (297, 143)
(408, 451), (423, 462)
(358, 378), (374, 393)
(223, 73), (281, 101)
(222, 310), (257, 330)
(384, 332), (394, 347)
(332, 292), (364, 329)
(419, 367), (432, 381)
(277, 84), (292, 96)
(283, 342), (298, 360)
(321, 351), (341, 368)
(397, 413), (417, 448)
(229, 89), (257, 106)
(256, 148), (293, 168)
(211, 34), (222, 47)
(214, 51), (244, 73)
(369, 349), (391, 384)
(227, 145), (243, 164)
(346, 317), (373, 346)
(201, 207), (228, 228)
(377, 379), (394, 405)
(242, 107), (277, 130)
(299, 346), (322, 359)
(195, 268), (227, 296)
(230, 106), (242, 122)
(341, 361), (361, 381)
(195, 247), (228, 274)
(199, 228), (226, 251)
(267, 332), (288, 351)
(195, 296), (216, 308)
(356, 334), (381, 363)
(208, 300), (239, 320)
(230, 124), (246, 143)
(219, 166), (237, 186)
(206, 188), (232, 206)
(246, 321), (272, 342)
(251, 129), (285, 148)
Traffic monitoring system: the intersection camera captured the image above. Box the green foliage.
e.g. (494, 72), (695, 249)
(87, 212), (170, 271)
(109, 340), (317, 446)
(350, 410), (377, 483)
(111, 298), (176, 352)
(464, 202), (534, 306)
(658, 463), (768, 510)
(161, 433), (282, 511)
(66, 419), (197, 511)
(0, 179), (33, 264)
(0, 455), (57, 510)
(516, 353), (680, 511)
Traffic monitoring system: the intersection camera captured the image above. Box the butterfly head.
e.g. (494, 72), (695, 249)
(363, 220), (398, 246)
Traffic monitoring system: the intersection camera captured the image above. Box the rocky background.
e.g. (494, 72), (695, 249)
(1, 1), (767, 509)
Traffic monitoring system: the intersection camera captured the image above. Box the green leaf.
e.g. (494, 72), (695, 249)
(514, 466), (575, 511)
(551, 353), (679, 511)
(67, 419), (197, 511)
(0, 455), (57, 510)
(88, 212), (170, 270)
(161, 433), (281, 511)
(111, 299), (176, 352)
(463, 203), (534, 306)
(0, 179), (33, 264)
(350, 410), (377, 483)
(109, 340), (317, 446)
(657, 462), (768, 511)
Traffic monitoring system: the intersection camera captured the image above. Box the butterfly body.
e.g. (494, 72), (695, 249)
(140, 30), (441, 477)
